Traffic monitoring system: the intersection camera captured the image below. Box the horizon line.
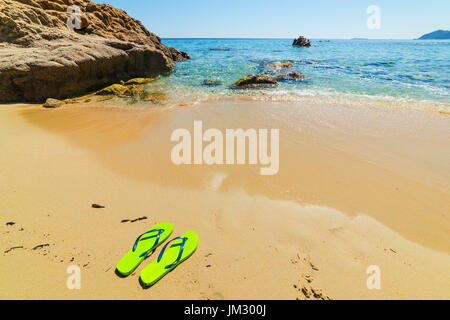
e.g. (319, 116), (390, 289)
(160, 37), (436, 40)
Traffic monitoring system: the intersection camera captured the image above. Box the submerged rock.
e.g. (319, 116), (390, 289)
(293, 36), (312, 47)
(276, 71), (306, 81)
(43, 98), (64, 108)
(0, 0), (190, 103)
(64, 94), (98, 104)
(96, 84), (129, 96)
(265, 61), (294, 72)
(234, 74), (279, 88)
(261, 60), (307, 82)
(202, 80), (223, 87)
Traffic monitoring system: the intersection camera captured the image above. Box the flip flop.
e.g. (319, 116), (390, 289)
(140, 230), (199, 287)
(116, 223), (174, 276)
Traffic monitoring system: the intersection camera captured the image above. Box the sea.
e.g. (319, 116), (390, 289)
(145, 38), (450, 111)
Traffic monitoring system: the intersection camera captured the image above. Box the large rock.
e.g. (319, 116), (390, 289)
(0, 0), (190, 102)
(234, 74), (278, 88)
(264, 61), (294, 73)
(293, 36), (311, 47)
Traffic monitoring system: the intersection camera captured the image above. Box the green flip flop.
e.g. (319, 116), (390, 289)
(140, 230), (199, 287)
(116, 223), (174, 277)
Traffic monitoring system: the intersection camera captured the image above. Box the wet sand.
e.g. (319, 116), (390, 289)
(0, 100), (449, 299)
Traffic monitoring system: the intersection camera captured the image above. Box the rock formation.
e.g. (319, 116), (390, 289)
(293, 36), (311, 47)
(234, 74), (278, 88)
(276, 71), (306, 81)
(43, 97), (64, 108)
(260, 61), (306, 82)
(0, 0), (190, 102)
(264, 61), (294, 73)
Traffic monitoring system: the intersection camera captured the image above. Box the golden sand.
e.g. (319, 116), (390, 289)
(0, 100), (449, 299)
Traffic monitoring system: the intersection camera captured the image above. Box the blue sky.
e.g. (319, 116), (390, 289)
(103, 0), (449, 39)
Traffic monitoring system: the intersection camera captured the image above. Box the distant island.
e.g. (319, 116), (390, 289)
(418, 30), (450, 40)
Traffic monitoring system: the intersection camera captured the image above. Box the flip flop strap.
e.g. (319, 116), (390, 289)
(157, 236), (188, 270)
(133, 229), (164, 258)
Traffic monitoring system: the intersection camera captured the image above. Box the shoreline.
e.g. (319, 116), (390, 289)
(1, 99), (449, 299)
(50, 86), (450, 116)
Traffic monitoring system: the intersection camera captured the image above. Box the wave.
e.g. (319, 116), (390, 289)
(135, 82), (450, 114)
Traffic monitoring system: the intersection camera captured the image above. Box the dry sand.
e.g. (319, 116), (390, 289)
(0, 100), (449, 300)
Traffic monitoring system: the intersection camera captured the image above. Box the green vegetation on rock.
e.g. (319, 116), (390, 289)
(234, 74), (279, 87)
(122, 78), (154, 85)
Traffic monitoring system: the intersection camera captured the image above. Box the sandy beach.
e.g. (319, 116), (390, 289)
(1, 100), (449, 300)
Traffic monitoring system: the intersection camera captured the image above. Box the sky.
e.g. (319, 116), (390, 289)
(103, 0), (449, 39)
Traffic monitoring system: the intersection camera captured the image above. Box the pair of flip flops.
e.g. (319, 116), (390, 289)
(116, 223), (198, 287)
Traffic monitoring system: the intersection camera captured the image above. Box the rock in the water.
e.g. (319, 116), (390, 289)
(123, 78), (154, 85)
(96, 84), (144, 98)
(96, 84), (129, 96)
(202, 80), (223, 87)
(0, 0), (190, 103)
(43, 98), (64, 108)
(234, 74), (279, 88)
(293, 36), (311, 47)
(276, 72), (306, 81)
(265, 61), (294, 72)
(124, 85), (145, 97)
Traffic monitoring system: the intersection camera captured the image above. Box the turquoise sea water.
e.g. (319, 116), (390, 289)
(155, 38), (449, 110)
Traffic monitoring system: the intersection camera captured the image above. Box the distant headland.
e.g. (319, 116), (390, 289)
(417, 30), (450, 40)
